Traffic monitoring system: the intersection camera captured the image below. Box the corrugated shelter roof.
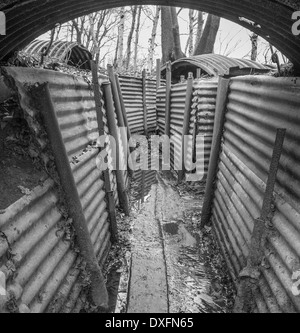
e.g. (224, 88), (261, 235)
(161, 54), (271, 80)
(22, 39), (92, 70)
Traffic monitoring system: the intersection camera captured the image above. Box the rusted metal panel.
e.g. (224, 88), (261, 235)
(119, 75), (157, 134)
(22, 39), (92, 70)
(0, 177), (110, 313)
(3, 67), (119, 205)
(0, 67), (116, 313)
(186, 79), (218, 180)
(161, 54), (271, 81)
(158, 79), (218, 179)
(211, 75), (300, 312)
(169, 83), (187, 172)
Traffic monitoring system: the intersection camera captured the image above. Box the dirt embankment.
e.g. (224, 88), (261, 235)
(0, 98), (46, 210)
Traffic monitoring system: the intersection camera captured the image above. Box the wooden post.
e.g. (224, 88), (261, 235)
(233, 128), (286, 313)
(200, 77), (230, 228)
(107, 65), (130, 174)
(102, 81), (130, 217)
(165, 61), (172, 137)
(196, 68), (201, 79)
(142, 69), (148, 136)
(156, 59), (161, 90)
(178, 72), (194, 183)
(90, 60), (118, 243)
(115, 73), (132, 142)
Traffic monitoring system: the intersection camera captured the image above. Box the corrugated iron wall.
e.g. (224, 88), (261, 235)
(187, 79), (218, 181)
(131, 153), (157, 202)
(211, 75), (300, 313)
(157, 79), (218, 180)
(145, 79), (157, 133)
(119, 75), (157, 134)
(0, 67), (118, 313)
(169, 83), (187, 173)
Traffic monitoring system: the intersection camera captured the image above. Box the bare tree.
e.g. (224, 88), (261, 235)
(194, 12), (204, 51)
(250, 32), (258, 61)
(133, 5), (142, 74)
(170, 7), (185, 60)
(188, 9), (194, 56)
(72, 17), (86, 45)
(147, 5), (161, 73)
(161, 6), (175, 64)
(161, 6), (186, 64)
(88, 14), (100, 64)
(125, 6), (138, 70)
(117, 7), (125, 69)
(193, 14), (220, 55)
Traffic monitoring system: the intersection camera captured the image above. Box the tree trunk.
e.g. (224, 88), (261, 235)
(125, 6), (138, 70)
(170, 7), (185, 60)
(147, 5), (161, 73)
(72, 19), (83, 45)
(89, 14), (100, 64)
(133, 5), (142, 75)
(117, 7), (125, 70)
(250, 32), (258, 61)
(161, 6), (175, 64)
(193, 14), (220, 55)
(188, 9), (194, 56)
(194, 11), (204, 50)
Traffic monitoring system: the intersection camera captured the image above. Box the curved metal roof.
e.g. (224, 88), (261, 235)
(22, 39), (92, 69)
(0, 1), (299, 70)
(161, 54), (271, 78)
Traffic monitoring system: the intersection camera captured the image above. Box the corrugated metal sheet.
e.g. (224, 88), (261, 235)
(22, 39), (92, 70)
(131, 154), (158, 201)
(169, 82), (187, 172)
(161, 54), (270, 79)
(119, 75), (157, 134)
(186, 79), (218, 180)
(3, 66), (118, 204)
(157, 79), (218, 180)
(211, 75), (300, 313)
(0, 1), (299, 72)
(145, 79), (157, 132)
(0, 67), (117, 313)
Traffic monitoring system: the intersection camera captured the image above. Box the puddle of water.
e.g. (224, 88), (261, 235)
(163, 222), (179, 235)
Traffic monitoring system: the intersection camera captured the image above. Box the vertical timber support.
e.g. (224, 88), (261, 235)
(165, 61), (172, 137)
(115, 73), (132, 144)
(90, 60), (118, 243)
(156, 59), (161, 90)
(178, 72), (194, 183)
(35, 83), (108, 309)
(234, 128), (286, 313)
(107, 65), (132, 175)
(102, 81), (130, 217)
(142, 69), (148, 136)
(200, 77), (230, 228)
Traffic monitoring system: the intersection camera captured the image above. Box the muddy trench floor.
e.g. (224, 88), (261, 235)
(102, 171), (236, 314)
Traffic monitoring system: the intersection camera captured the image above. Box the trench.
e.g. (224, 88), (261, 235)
(104, 145), (236, 314)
